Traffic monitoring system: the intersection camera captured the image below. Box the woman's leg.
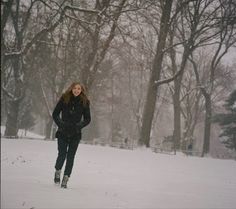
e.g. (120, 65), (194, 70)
(64, 139), (80, 177)
(55, 137), (68, 171)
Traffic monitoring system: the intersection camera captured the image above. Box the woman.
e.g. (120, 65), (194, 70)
(52, 82), (91, 188)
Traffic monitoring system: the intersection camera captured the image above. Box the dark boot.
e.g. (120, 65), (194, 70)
(61, 175), (69, 188)
(54, 170), (61, 184)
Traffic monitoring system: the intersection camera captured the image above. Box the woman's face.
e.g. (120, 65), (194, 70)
(72, 84), (82, 97)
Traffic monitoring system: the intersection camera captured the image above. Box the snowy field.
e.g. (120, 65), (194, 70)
(1, 137), (236, 209)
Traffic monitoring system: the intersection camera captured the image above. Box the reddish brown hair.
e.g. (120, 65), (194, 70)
(62, 82), (90, 106)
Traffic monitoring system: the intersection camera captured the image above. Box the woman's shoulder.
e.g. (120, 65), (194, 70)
(56, 96), (67, 106)
(59, 96), (65, 103)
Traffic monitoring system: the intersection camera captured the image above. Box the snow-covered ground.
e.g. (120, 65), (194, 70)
(1, 136), (236, 209)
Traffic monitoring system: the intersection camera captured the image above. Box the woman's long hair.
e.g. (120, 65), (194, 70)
(62, 82), (90, 106)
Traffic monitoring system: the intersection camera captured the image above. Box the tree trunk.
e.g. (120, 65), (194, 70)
(4, 99), (20, 137)
(201, 93), (211, 157)
(169, 30), (190, 151)
(139, 0), (173, 147)
(233, 133), (236, 151)
(4, 57), (23, 138)
(173, 78), (182, 149)
(45, 117), (53, 140)
(1, 0), (14, 47)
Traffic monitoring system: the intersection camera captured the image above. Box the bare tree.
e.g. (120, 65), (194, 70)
(1, 0), (67, 137)
(165, 0), (224, 149)
(180, 67), (204, 151)
(139, 0), (173, 147)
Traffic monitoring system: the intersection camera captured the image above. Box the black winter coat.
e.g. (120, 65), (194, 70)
(52, 95), (91, 140)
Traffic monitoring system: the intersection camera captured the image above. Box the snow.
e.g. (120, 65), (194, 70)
(1, 136), (236, 209)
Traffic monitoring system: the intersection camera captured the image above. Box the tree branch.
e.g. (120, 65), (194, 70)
(4, 2), (102, 60)
(154, 65), (185, 87)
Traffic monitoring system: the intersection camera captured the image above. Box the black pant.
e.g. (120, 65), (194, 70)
(55, 137), (80, 177)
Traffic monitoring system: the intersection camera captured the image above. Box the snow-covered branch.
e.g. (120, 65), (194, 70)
(154, 66), (185, 87)
(162, 40), (187, 53)
(64, 13), (100, 27)
(64, 5), (100, 14)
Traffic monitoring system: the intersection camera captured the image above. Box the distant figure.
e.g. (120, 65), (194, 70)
(187, 144), (193, 156)
(52, 82), (91, 188)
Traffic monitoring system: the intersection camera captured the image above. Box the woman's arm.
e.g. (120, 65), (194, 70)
(52, 99), (65, 127)
(76, 103), (91, 129)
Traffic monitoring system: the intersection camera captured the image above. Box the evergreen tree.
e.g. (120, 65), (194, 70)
(214, 90), (236, 151)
